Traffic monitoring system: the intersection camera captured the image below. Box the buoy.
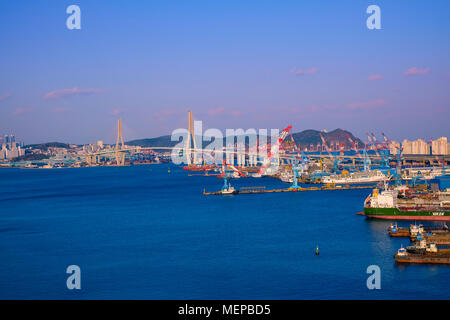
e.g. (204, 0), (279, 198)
(315, 245), (320, 255)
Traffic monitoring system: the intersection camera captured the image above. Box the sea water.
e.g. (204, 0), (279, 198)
(0, 165), (449, 299)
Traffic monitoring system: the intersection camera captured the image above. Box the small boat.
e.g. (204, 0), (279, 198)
(220, 175), (238, 195)
(221, 185), (238, 195)
(389, 222), (398, 234)
(409, 224), (424, 237)
(406, 234), (427, 254)
(397, 245), (408, 257)
(427, 242), (438, 253)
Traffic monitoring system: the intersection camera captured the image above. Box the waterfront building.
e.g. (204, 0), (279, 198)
(402, 139), (430, 155)
(432, 137), (448, 155)
(402, 139), (412, 154)
(0, 134), (24, 160)
(412, 139), (428, 155)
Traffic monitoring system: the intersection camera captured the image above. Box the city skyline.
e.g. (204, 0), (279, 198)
(1, 0), (449, 144)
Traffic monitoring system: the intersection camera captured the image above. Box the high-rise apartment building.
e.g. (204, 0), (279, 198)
(432, 137), (448, 155)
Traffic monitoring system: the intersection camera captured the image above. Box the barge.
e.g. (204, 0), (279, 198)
(394, 245), (450, 264)
(411, 232), (450, 245)
(388, 223), (449, 238)
(204, 184), (377, 196)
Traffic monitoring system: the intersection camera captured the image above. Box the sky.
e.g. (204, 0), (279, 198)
(0, 0), (449, 144)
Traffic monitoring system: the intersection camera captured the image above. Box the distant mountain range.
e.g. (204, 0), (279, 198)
(291, 129), (364, 149)
(125, 128), (364, 150)
(24, 142), (73, 150)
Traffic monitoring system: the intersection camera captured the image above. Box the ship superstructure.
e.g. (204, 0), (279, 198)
(363, 187), (450, 221)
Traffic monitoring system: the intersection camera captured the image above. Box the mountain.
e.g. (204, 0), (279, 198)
(24, 142), (73, 150)
(126, 129), (364, 149)
(291, 129), (364, 149)
(125, 135), (180, 148)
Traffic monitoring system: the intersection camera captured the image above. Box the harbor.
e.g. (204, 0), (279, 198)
(5, 114), (449, 269)
(3, 0), (450, 303)
(3, 114), (450, 273)
(2, 163), (450, 299)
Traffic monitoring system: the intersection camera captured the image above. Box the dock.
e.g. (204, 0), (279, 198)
(411, 233), (450, 245)
(388, 226), (450, 240)
(389, 227), (411, 237)
(395, 249), (450, 264)
(203, 184), (377, 195)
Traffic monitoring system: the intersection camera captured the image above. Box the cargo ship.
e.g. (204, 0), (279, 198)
(363, 188), (450, 221)
(322, 169), (390, 184)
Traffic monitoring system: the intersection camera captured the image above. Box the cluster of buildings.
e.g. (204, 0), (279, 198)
(83, 140), (112, 154)
(0, 135), (112, 165)
(389, 137), (449, 155)
(0, 134), (25, 160)
(1, 131), (448, 168)
(305, 142), (347, 153)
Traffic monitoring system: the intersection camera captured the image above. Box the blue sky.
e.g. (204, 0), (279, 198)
(0, 0), (449, 144)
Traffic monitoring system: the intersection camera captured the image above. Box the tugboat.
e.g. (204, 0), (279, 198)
(389, 222), (399, 234)
(427, 242), (438, 254)
(218, 161), (240, 195)
(388, 222), (413, 237)
(221, 183), (238, 195)
(406, 234), (427, 254)
(396, 245), (408, 257)
(220, 175), (238, 195)
(409, 224), (424, 237)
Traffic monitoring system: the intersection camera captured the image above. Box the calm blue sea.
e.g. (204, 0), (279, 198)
(0, 165), (449, 299)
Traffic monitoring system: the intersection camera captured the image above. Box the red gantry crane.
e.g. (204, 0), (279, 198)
(257, 125), (292, 176)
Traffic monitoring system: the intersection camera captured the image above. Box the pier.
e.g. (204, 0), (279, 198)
(203, 184), (377, 195)
(411, 233), (450, 245)
(395, 249), (450, 264)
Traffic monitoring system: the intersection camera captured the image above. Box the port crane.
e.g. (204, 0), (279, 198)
(366, 132), (382, 166)
(256, 125), (292, 176)
(218, 160), (245, 194)
(346, 134), (363, 160)
(433, 155), (449, 177)
(225, 160), (246, 178)
(361, 142), (372, 171)
(319, 133), (340, 173)
(365, 132), (390, 168)
(288, 135), (308, 189)
(381, 132), (390, 149)
(393, 145), (404, 186)
(371, 132), (390, 167)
